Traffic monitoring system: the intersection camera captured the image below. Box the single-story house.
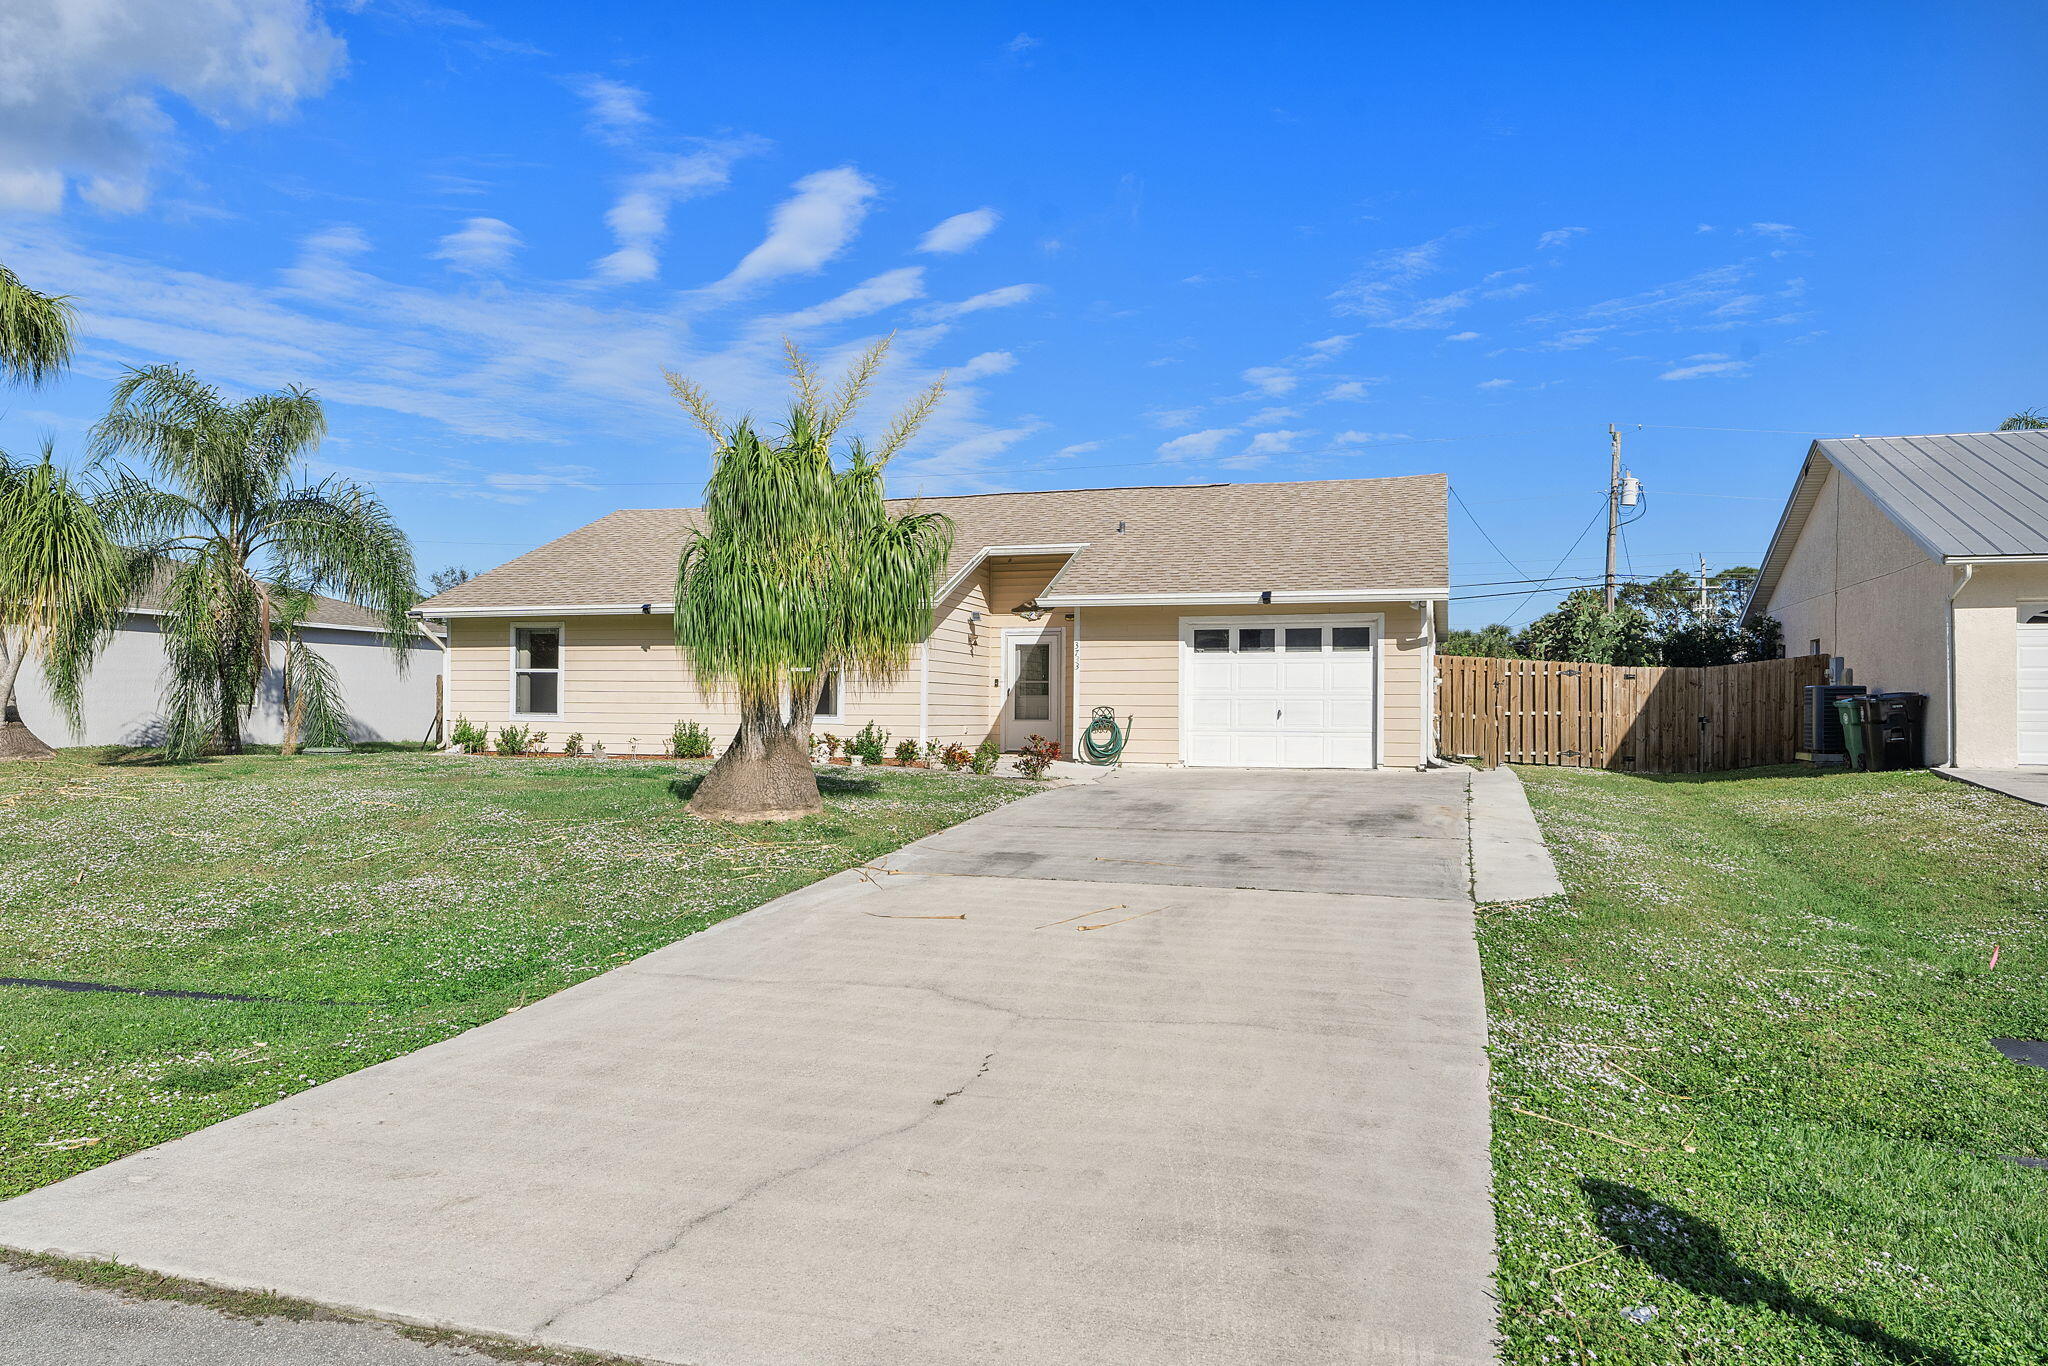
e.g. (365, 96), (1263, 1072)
(1743, 430), (2048, 769)
(415, 475), (1451, 769)
(10, 581), (444, 749)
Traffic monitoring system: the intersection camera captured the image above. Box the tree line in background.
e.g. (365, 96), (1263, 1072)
(1442, 568), (1784, 667)
(0, 262), (417, 761)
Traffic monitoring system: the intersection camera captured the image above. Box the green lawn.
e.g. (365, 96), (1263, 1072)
(0, 750), (1026, 1199)
(1483, 765), (2048, 1366)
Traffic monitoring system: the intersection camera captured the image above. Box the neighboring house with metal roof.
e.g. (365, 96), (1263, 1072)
(1743, 431), (2048, 768)
(415, 475), (1452, 769)
(9, 578), (443, 749)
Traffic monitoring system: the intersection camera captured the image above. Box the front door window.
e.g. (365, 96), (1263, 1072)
(1013, 642), (1051, 720)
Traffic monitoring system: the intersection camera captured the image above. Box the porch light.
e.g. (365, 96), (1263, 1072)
(1014, 602), (1048, 621)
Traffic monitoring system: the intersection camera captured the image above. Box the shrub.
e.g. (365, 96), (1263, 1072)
(494, 724), (541, 755)
(849, 721), (888, 765)
(1012, 734), (1061, 780)
(808, 733), (826, 761)
(893, 738), (921, 766)
(970, 738), (1000, 775)
(922, 738), (945, 764)
(671, 719), (713, 759)
(562, 732), (584, 757)
(822, 732), (843, 758)
(941, 743), (972, 772)
(450, 717), (489, 754)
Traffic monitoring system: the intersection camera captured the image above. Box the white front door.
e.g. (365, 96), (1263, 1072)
(1001, 629), (1063, 751)
(1182, 615), (1378, 768)
(2020, 603), (2048, 765)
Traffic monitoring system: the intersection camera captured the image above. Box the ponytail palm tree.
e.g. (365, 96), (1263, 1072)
(667, 337), (953, 821)
(90, 365), (418, 758)
(0, 262), (75, 388)
(0, 445), (134, 759)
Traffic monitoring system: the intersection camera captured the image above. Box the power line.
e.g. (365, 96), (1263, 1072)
(1449, 484), (1532, 580)
(1498, 497), (1612, 626)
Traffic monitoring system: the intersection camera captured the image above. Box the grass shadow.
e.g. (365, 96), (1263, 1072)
(665, 771), (884, 805)
(1581, 1179), (1961, 1365)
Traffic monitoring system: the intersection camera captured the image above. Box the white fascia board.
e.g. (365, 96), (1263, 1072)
(1038, 588), (1449, 607)
(417, 603), (674, 618)
(1942, 553), (2048, 565)
(129, 606), (406, 639)
(935, 544), (1089, 601)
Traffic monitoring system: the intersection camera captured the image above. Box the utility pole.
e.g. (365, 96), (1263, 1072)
(1603, 424), (1622, 610)
(1697, 554), (1710, 614)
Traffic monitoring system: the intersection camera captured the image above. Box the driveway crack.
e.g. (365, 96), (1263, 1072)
(529, 1020), (1016, 1336)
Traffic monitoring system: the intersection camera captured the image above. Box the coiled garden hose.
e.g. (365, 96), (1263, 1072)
(1081, 705), (1130, 765)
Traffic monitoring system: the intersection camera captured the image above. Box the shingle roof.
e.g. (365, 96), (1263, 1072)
(1744, 430), (2048, 622)
(416, 475), (1450, 612)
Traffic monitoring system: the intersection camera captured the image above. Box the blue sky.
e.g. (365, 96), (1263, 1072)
(2, 0), (2042, 625)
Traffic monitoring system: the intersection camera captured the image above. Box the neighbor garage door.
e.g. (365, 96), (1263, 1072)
(1182, 615), (1378, 768)
(2022, 603), (2048, 766)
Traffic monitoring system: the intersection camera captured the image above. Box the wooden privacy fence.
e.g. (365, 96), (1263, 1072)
(1437, 654), (1830, 772)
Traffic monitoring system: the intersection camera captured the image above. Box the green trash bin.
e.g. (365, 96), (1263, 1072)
(1833, 696), (1869, 771)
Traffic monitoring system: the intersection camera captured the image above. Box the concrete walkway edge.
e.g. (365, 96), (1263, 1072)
(1933, 765), (2048, 810)
(1467, 767), (1564, 903)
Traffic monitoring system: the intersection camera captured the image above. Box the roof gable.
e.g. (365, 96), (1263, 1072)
(1745, 431), (2048, 620)
(417, 475), (1450, 613)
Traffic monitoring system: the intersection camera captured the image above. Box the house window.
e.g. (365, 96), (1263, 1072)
(1810, 639), (1823, 656)
(512, 625), (561, 717)
(1284, 627), (1323, 651)
(1192, 629), (1230, 652)
(813, 668), (842, 721)
(1237, 627), (1275, 652)
(1331, 626), (1373, 651)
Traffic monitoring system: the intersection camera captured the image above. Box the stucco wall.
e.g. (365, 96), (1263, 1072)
(1952, 563), (2048, 769)
(1763, 465), (1953, 761)
(1073, 600), (1432, 768)
(11, 616), (440, 748)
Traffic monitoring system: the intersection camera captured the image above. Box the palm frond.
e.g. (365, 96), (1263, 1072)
(0, 264), (76, 387)
(0, 441), (133, 728)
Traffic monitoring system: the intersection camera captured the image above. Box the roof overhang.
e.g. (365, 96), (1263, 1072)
(936, 543), (1090, 602)
(1038, 587), (1450, 607)
(132, 606), (414, 639)
(1942, 553), (2048, 565)
(414, 603), (672, 618)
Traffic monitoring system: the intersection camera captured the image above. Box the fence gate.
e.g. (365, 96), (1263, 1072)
(1436, 654), (1829, 772)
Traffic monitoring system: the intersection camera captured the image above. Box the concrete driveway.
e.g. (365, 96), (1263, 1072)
(0, 766), (1495, 1366)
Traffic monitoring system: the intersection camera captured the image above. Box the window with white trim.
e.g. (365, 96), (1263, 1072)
(512, 625), (561, 717)
(813, 668), (842, 721)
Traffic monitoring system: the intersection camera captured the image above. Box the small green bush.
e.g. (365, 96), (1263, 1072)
(671, 719), (713, 759)
(970, 738), (1000, 775)
(941, 743), (972, 772)
(849, 721), (888, 765)
(450, 717), (489, 753)
(494, 724), (541, 755)
(562, 732), (584, 757)
(893, 738), (921, 766)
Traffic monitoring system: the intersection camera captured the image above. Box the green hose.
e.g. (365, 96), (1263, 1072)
(1081, 705), (1129, 765)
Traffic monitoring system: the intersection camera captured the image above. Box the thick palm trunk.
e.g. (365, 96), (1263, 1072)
(216, 656), (242, 755)
(0, 631), (56, 761)
(687, 693), (821, 822)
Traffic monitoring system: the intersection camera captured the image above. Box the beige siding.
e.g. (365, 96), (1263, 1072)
(1074, 601), (1432, 767)
(1954, 562), (2048, 769)
(924, 574), (997, 749)
(1762, 467), (1953, 761)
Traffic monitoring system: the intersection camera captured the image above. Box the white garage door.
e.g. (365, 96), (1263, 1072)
(1182, 616), (1378, 768)
(2021, 603), (2048, 766)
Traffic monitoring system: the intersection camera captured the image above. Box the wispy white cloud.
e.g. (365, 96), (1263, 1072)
(1323, 380), (1373, 400)
(1302, 334), (1355, 361)
(1157, 428), (1236, 459)
(1537, 226), (1587, 249)
(0, 0), (346, 213)
(1446, 331), (1481, 342)
(1052, 441), (1100, 459)
(1005, 33), (1041, 53)
(1477, 377), (1513, 389)
(1333, 430), (1409, 444)
(953, 349), (1016, 380)
(1146, 406), (1201, 429)
(432, 217), (521, 274)
(1245, 406), (1300, 427)
(570, 76), (652, 145)
(922, 282), (1041, 320)
(1241, 365), (1297, 395)
(1329, 234), (1478, 329)
(765, 267), (925, 330)
(1659, 354), (1751, 380)
(592, 139), (767, 284)
(1748, 222), (1800, 240)
(709, 165), (879, 293)
(1244, 429), (1304, 456)
(917, 207), (1000, 254)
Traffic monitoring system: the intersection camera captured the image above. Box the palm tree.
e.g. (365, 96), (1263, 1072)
(1999, 409), (2048, 431)
(0, 263), (76, 388)
(0, 444), (133, 760)
(90, 365), (418, 758)
(667, 337), (953, 821)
